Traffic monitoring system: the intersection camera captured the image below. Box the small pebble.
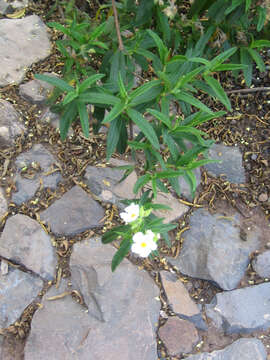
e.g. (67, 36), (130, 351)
(258, 193), (268, 202)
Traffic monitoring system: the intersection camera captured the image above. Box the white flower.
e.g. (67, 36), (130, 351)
(131, 231), (158, 257)
(120, 203), (140, 223)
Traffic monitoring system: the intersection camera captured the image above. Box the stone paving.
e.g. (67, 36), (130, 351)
(0, 10), (269, 360)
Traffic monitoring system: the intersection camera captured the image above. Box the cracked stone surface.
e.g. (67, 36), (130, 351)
(153, 191), (189, 224)
(12, 143), (62, 205)
(40, 186), (105, 236)
(19, 75), (54, 105)
(69, 236), (160, 360)
(0, 99), (25, 149)
(0, 187), (7, 221)
(0, 264), (43, 328)
(206, 282), (270, 334)
(0, 214), (57, 280)
(169, 208), (259, 290)
(204, 143), (246, 183)
(158, 317), (199, 356)
(252, 250), (270, 278)
(0, 15), (51, 86)
(185, 338), (267, 360)
(0, 0), (28, 15)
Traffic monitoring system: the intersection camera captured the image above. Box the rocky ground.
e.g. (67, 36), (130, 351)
(0, 1), (270, 359)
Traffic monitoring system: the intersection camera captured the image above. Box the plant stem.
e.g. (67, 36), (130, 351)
(226, 87), (270, 94)
(111, 0), (124, 51)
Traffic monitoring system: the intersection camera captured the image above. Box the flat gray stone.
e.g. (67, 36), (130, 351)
(84, 164), (137, 206)
(185, 338), (267, 360)
(12, 144), (62, 205)
(24, 280), (100, 360)
(0, 265), (43, 328)
(0, 187), (7, 221)
(0, 15), (51, 86)
(40, 186), (105, 236)
(0, 214), (57, 280)
(206, 282), (270, 334)
(0, 0), (28, 15)
(158, 317), (199, 356)
(0, 99), (25, 149)
(170, 209), (259, 290)
(204, 144), (245, 183)
(160, 271), (206, 330)
(252, 250), (270, 278)
(178, 167), (201, 201)
(69, 237), (160, 360)
(19, 76), (54, 105)
(153, 192), (189, 224)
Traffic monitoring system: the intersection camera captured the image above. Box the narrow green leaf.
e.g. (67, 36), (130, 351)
(175, 92), (213, 114)
(102, 100), (126, 124)
(89, 22), (106, 40)
(77, 102), (89, 138)
(78, 74), (105, 94)
(127, 108), (160, 149)
(118, 72), (128, 99)
(156, 170), (184, 179)
(111, 238), (131, 272)
(147, 108), (171, 128)
(245, 0), (252, 12)
(47, 22), (70, 36)
(214, 64), (248, 71)
(173, 66), (204, 91)
(63, 91), (78, 105)
(251, 40), (270, 48)
(168, 176), (181, 196)
(177, 144), (208, 167)
(78, 92), (119, 105)
(147, 29), (169, 64)
(247, 48), (265, 72)
(162, 129), (179, 160)
(257, 7), (266, 31)
(59, 101), (78, 140)
(189, 57), (211, 66)
(156, 179), (169, 193)
(225, 0), (242, 15)
(102, 225), (130, 244)
(133, 174), (151, 194)
(186, 158), (220, 170)
(152, 178), (157, 199)
(35, 74), (74, 92)
(184, 170), (197, 197)
(240, 48), (253, 86)
(106, 117), (121, 160)
(209, 47), (237, 70)
(203, 75), (232, 111)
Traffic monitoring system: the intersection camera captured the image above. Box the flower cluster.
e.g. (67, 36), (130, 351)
(120, 203), (160, 258)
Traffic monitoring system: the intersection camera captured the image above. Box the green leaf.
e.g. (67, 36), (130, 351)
(102, 100), (126, 124)
(145, 203), (171, 211)
(240, 48), (253, 86)
(77, 102), (89, 138)
(47, 22), (70, 36)
(147, 108), (171, 129)
(89, 22), (107, 40)
(127, 108), (160, 149)
(63, 91), (78, 105)
(177, 144), (208, 167)
(111, 237), (131, 272)
(203, 75), (232, 111)
(214, 64), (248, 71)
(133, 174), (151, 194)
(245, 0), (251, 12)
(162, 129), (179, 160)
(186, 158), (220, 170)
(78, 92), (119, 105)
(257, 6), (266, 31)
(118, 72), (128, 99)
(156, 170), (184, 179)
(59, 101), (78, 140)
(102, 225), (130, 244)
(106, 117), (121, 160)
(225, 0), (242, 15)
(175, 92), (213, 114)
(184, 170), (197, 197)
(168, 176), (181, 196)
(78, 74), (105, 94)
(34, 74), (74, 93)
(247, 48), (265, 72)
(209, 47), (237, 70)
(251, 40), (270, 48)
(189, 57), (211, 66)
(173, 66), (204, 91)
(156, 178), (169, 193)
(147, 29), (169, 64)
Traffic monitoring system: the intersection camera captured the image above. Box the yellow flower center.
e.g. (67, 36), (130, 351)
(141, 242), (147, 248)
(131, 213), (136, 218)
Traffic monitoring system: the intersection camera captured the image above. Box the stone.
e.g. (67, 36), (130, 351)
(153, 192), (189, 224)
(0, 214), (57, 280)
(160, 271), (206, 330)
(252, 250), (270, 278)
(19, 75), (55, 105)
(24, 280), (100, 360)
(258, 193), (269, 202)
(0, 0), (28, 15)
(0, 187), (7, 221)
(169, 209), (259, 290)
(69, 237), (160, 360)
(0, 99), (25, 149)
(0, 15), (51, 86)
(40, 186), (105, 236)
(178, 167), (201, 201)
(12, 144), (62, 205)
(84, 164), (137, 206)
(25, 237), (160, 359)
(158, 317), (199, 356)
(0, 266), (43, 328)
(204, 143), (245, 183)
(185, 338), (267, 360)
(206, 282), (270, 334)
